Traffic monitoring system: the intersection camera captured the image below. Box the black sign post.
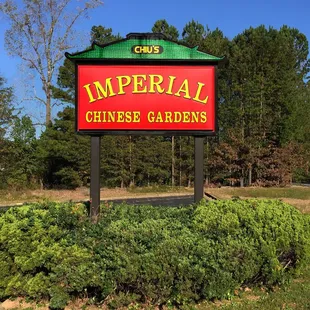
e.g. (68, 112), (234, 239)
(194, 137), (204, 203)
(90, 136), (101, 223)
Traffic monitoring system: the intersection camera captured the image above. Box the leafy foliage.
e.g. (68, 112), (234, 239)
(0, 200), (309, 308)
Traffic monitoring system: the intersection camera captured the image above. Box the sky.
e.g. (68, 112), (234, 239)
(0, 0), (310, 126)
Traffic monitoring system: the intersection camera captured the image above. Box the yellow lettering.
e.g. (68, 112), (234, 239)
(117, 76), (131, 95)
(149, 74), (165, 93)
(191, 112), (199, 123)
(200, 111), (207, 123)
(148, 111), (155, 122)
(155, 112), (163, 122)
(117, 111), (125, 122)
(193, 82), (208, 104)
(93, 111), (101, 122)
(133, 111), (140, 122)
(174, 112), (182, 123)
(83, 84), (96, 103)
(107, 111), (115, 122)
(166, 76), (176, 95)
(174, 79), (191, 99)
(85, 111), (93, 122)
(154, 46), (159, 54)
(183, 112), (191, 123)
(125, 111), (132, 122)
(93, 79), (116, 100)
(132, 75), (147, 93)
(164, 111), (173, 123)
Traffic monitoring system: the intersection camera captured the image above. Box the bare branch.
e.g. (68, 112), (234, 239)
(0, 0), (104, 125)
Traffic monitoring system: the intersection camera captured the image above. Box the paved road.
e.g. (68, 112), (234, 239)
(293, 183), (310, 187)
(105, 194), (195, 207)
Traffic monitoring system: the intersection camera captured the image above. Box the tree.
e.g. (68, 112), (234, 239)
(37, 107), (90, 189)
(50, 26), (126, 189)
(182, 20), (206, 47)
(0, 0), (103, 126)
(0, 75), (15, 188)
(134, 137), (171, 186)
(0, 75), (15, 138)
(152, 19), (179, 41)
(7, 116), (38, 189)
(170, 136), (196, 187)
(53, 25), (123, 105)
(90, 25), (122, 44)
(151, 20), (179, 186)
(215, 25), (309, 186)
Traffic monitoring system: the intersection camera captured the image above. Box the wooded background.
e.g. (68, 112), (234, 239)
(0, 19), (309, 190)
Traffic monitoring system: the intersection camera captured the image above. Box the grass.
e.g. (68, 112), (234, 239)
(206, 186), (310, 200)
(192, 266), (310, 310)
(204, 186), (310, 214)
(0, 190), (40, 204)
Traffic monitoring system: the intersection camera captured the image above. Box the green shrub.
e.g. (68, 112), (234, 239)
(86, 201), (310, 305)
(192, 200), (310, 289)
(0, 199), (309, 308)
(0, 202), (102, 309)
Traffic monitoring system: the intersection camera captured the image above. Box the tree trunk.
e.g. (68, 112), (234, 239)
(240, 177), (244, 187)
(46, 89), (52, 126)
(40, 178), (44, 190)
(240, 168), (244, 187)
(248, 166), (252, 186)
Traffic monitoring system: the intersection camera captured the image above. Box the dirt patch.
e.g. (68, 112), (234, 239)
(0, 187), (194, 207)
(245, 294), (261, 302)
(279, 198), (310, 213)
(1, 298), (49, 310)
(31, 187), (194, 202)
(204, 187), (310, 214)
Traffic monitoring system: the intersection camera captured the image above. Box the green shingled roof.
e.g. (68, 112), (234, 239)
(66, 33), (223, 61)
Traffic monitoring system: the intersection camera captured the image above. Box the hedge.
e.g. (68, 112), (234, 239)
(0, 199), (309, 309)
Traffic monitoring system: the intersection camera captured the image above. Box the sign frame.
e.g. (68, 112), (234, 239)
(74, 58), (219, 137)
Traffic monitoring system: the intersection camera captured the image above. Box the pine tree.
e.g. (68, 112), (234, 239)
(37, 107), (90, 189)
(152, 19), (179, 41)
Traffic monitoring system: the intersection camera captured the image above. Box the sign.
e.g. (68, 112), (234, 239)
(77, 64), (216, 134)
(67, 32), (223, 135)
(66, 33), (224, 218)
(131, 45), (164, 54)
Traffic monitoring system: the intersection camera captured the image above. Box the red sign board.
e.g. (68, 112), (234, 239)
(77, 64), (216, 134)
